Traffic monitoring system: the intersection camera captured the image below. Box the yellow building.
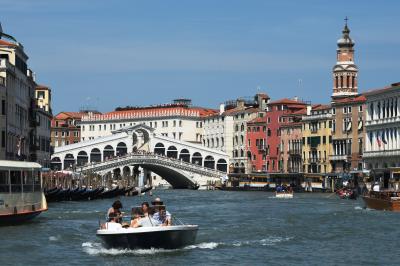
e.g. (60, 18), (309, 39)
(301, 104), (333, 190)
(35, 85), (52, 113)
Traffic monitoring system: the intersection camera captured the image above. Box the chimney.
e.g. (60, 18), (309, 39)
(219, 103), (225, 114)
(237, 99), (245, 109)
(306, 105), (312, 115)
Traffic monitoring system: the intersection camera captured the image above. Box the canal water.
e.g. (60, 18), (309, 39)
(0, 190), (399, 266)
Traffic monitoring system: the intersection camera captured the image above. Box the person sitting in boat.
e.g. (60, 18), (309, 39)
(276, 185), (282, 192)
(130, 204), (157, 228)
(104, 212), (123, 230)
(141, 202), (151, 217)
(107, 200), (123, 223)
(152, 198), (171, 226)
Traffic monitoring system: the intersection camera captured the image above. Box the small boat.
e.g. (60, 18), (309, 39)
(362, 191), (400, 211)
(275, 191), (294, 199)
(97, 224), (198, 249)
(336, 188), (357, 200)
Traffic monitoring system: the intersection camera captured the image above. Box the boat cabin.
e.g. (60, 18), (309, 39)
(0, 161), (42, 193)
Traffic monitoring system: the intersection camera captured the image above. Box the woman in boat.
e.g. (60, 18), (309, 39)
(107, 200), (123, 223)
(141, 202), (150, 217)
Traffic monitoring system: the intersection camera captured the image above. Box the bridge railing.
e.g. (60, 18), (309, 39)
(78, 152), (228, 176)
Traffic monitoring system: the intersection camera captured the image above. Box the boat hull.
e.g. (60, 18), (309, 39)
(0, 209), (46, 225)
(275, 192), (293, 199)
(362, 196), (400, 211)
(97, 225), (198, 249)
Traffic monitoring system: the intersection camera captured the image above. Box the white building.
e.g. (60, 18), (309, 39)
(364, 82), (400, 170)
(79, 99), (217, 145)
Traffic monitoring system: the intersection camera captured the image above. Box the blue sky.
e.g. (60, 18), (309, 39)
(1, 0), (399, 113)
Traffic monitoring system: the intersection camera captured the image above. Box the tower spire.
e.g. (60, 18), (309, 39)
(331, 19), (358, 99)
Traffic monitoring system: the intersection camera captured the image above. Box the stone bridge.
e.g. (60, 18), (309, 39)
(51, 124), (229, 188)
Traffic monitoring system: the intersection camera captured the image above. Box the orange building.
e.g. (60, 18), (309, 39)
(51, 111), (98, 148)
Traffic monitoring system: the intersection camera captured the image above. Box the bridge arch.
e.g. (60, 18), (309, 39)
(90, 148), (101, 163)
(204, 155), (215, 169)
(139, 163), (197, 189)
(192, 152), (203, 166)
(166, 146), (178, 158)
(103, 145), (115, 160)
(113, 168), (121, 179)
(217, 158), (228, 172)
(116, 142), (128, 156)
(64, 154), (75, 170)
(77, 151), (88, 166)
(122, 166), (131, 177)
(51, 157), (62, 170)
(179, 149), (190, 162)
(154, 143), (165, 155)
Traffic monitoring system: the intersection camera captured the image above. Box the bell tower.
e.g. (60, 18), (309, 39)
(332, 18), (358, 98)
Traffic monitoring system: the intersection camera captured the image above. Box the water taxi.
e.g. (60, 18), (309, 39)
(0, 160), (47, 224)
(362, 191), (400, 211)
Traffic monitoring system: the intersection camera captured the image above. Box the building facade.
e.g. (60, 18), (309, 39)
(51, 112), (89, 148)
(364, 82), (400, 170)
(0, 27), (37, 161)
(202, 93), (269, 173)
(80, 99), (214, 144)
(33, 85), (52, 168)
(264, 98), (307, 173)
(279, 109), (305, 173)
(246, 116), (267, 172)
(302, 105), (333, 176)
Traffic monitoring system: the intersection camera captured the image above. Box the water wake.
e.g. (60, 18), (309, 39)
(83, 236), (293, 256)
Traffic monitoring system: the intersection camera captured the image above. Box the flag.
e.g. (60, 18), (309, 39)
(377, 133), (382, 147)
(16, 136), (22, 156)
(382, 131), (387, 145)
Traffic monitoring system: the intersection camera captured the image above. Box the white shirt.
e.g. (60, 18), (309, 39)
(106, 222), (123, 230)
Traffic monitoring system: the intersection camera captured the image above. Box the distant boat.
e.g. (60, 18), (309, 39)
(275, 191), (294, 199)
(0, 160), (48, 225)
(362, 191), (400, 211)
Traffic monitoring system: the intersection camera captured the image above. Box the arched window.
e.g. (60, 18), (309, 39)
(335, 76), (338, 88)
(340, 76), (343, 88)
(346, 75), (350, 88)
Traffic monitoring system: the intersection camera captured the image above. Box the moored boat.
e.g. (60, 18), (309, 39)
(0, 160), (48, 225)
(362, 191), (400, 211)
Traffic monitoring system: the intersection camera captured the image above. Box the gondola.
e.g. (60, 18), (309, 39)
(100, 187), (120, 199)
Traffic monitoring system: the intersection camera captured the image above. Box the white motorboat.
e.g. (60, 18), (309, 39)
(275, 191), (294, 199)
(97, 224), (198, 249)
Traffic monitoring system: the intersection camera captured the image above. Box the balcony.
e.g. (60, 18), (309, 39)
(288, 149), (301, 156)
(309, 158), (320, 164)
(363, 149), (400, 158)
(257, 145), (266, 151)
(329, 154), (349, 161)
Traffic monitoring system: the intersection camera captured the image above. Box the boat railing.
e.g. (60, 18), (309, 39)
(0, 201), (43, 215)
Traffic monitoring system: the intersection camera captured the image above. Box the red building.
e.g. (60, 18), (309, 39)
(246, 115), (267, 172)
(264, 98), (307, 173)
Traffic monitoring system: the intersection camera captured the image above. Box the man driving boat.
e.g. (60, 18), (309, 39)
(152, 197), (172, 226)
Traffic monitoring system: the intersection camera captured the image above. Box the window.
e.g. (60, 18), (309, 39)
(359, 105), (363, 112)
(1, 130), (5, 148)
(332, 107), (336, 115)
(1, 100), (5, 115)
